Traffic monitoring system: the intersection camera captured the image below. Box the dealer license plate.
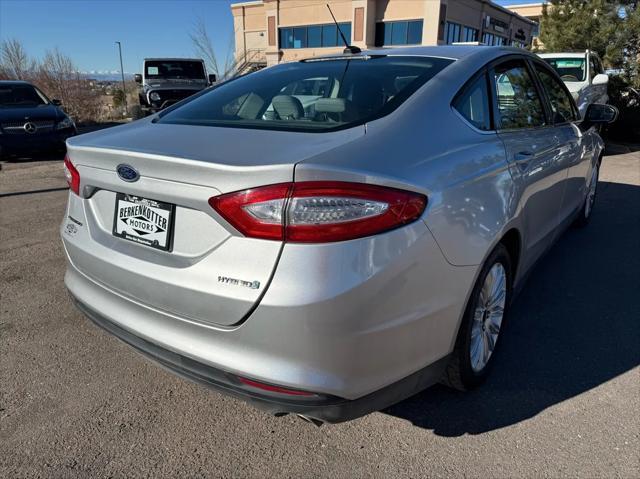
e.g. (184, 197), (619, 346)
(112, 193), (175, 251)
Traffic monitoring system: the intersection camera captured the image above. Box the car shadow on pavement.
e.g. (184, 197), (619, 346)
(384, 181), (640, 436)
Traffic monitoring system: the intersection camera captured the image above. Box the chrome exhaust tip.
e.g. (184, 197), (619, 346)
(296, 414), (324, 427)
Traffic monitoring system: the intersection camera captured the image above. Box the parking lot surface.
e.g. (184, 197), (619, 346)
(1, 147), (639, 478)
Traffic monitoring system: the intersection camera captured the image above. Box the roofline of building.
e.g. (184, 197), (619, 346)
(483, 0), (538, 25)
(229, 0), (537, 26)
(503, 2), (546, 8)
(230, 0), (263, 8)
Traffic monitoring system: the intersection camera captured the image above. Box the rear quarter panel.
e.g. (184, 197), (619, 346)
(296, 54), (519, 268)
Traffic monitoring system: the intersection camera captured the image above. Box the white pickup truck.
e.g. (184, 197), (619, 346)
(539, 50), (609, 118)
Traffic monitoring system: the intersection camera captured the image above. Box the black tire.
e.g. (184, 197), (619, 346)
(573, 162), (600, 228)
(130, 105), (144, 120)
(442, 243), (512, 391)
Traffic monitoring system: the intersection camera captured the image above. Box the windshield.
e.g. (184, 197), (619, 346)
(0, 84), (49, 107)
(158, 56), (454, 132)
(544, 57), (586, 82)
(145, 61), (206, 80)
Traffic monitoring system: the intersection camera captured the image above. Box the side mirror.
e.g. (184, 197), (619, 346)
(584, 103), (618, 124)
(592, 73), (609, 86)
(51, 99), (62, 106)
(208, 74), (217, 84)
(134, 73), (142, 83)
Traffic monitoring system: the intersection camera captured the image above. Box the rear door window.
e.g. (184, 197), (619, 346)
(533, 63), (578, 123)
(453, 73), (492, 131)
(492, 60), (546, 130)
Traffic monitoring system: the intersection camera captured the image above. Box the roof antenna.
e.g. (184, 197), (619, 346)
(326, 4), (361, 54)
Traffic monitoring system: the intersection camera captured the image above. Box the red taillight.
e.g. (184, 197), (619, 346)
(237, 376), (315, 396)
(63, 155), (80, 195)
(209, 181), (427, 243)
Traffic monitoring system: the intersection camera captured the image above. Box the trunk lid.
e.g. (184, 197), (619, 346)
(65, 121), (364, 327)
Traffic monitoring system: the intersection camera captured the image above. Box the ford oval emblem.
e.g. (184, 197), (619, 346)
(117, 164), (139, 182)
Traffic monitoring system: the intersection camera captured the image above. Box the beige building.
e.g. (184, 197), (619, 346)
(231, 0), (537, 72)
(504, 2), (544, 48)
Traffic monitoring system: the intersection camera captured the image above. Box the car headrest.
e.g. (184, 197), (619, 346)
(236, 92), (265, 120)
(272, 95), (305, 120)
(314, 98), (347, 113)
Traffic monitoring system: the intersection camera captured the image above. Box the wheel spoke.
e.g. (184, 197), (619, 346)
(486, 330), (496, 351)
(470, 332), (483, 368)
(487, 314), (502, 334)
(487, 288), (506, 309)
(482, 332), (491, 364)
(490, 268), (504, 299)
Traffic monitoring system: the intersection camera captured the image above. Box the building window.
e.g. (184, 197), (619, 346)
(444, 21), (461, 44)
(375, 20), (423, 46)
(481, 33), (507, 46)
(308, 26), (322, 47)
(279, 22), (351, 49)
(532, 23), (540, 37)
(482, 32), (495, 45)
(463, 26), (479, 42)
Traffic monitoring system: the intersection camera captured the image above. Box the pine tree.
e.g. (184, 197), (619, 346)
(538, 0), (624, 66)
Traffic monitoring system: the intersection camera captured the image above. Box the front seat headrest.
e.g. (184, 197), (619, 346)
(272, 95), (305, 120)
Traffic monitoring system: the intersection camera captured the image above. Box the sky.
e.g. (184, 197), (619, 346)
(0, 0), (236, 74)
(0, 0), (540, 74)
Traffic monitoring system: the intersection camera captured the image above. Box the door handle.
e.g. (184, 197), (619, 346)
(514, 151), (533, 170)
(515, 151), (533, 161)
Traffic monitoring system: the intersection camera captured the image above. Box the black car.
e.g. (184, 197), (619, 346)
(0, 81), (77, 160)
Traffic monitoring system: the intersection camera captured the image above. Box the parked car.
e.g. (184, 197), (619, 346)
(134, 58), (216, 116)
(539, 50), (609, 117)
(61, 46), (616, 424)
(0, 81), (76, 160)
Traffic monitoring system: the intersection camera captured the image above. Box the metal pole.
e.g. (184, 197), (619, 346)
(115, 41), (128, 116)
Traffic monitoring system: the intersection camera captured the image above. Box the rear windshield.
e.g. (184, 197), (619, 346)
(544, 57), (586, 82)
(0, 85), (49, 107)
(145, 61), (206, 80)
(157, 56), (454, 132)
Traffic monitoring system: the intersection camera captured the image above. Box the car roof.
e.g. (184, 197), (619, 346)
(538, 52), (588, 59)
(0, 80), (33, 86)
(307, 45), (537, 62)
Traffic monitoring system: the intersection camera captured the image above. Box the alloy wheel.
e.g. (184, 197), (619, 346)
(470, 263), (506, 373)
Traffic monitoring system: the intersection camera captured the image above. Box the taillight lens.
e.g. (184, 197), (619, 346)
(63, 155), (80, 195)
(209, 181), (427, 243)
(237, 376), (315, 396)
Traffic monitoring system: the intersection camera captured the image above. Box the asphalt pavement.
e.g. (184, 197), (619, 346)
(1, 146), (639, 478)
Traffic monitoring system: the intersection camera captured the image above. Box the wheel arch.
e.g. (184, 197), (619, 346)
(500, 228), (522, 283)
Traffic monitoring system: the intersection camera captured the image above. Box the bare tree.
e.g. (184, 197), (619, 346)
(0, 38), (36, 80)
(189, 16), (235, 80)
(34, 48), (100, 123)
(190, 16), (219, 76)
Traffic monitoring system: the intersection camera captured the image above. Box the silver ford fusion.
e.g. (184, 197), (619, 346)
(61, 46), (616, 424)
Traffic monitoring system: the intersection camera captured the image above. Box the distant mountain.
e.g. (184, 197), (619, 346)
(81, 71), (134, 81)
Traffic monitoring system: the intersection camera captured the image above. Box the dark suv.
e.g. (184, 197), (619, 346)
(0, 81), (77, 160)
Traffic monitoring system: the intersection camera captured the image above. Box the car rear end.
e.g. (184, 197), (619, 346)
(61, 53), (473, 422)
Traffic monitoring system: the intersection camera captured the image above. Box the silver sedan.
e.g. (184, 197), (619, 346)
(60, 46), (616, 424)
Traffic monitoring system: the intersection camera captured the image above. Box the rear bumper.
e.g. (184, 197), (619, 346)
(61, 187), (477, 416)
(70, 293), (449, 423)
